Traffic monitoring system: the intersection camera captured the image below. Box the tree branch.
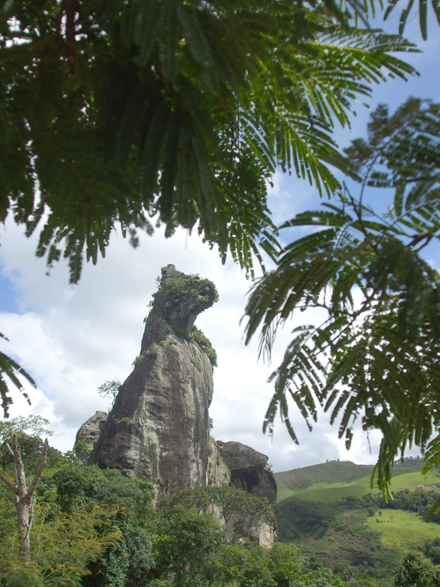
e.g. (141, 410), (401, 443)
(4, 490), (16, 504)
(27, 438), (48, 499)
(10, 433), (26, 500)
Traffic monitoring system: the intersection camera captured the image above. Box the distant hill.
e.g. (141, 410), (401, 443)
(274, 457), (433, 503)
(275, 461), (375, 499)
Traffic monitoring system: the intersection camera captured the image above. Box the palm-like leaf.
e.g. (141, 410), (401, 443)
(0, 334), (35, 418)
(0, 0), (422, 413)
(0, 0), (418, 284)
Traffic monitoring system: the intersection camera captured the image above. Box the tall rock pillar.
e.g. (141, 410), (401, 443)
(91, 265), (218, 497)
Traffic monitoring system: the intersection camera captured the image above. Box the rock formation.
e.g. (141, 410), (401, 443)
(90, 265), (218, 497)
(75, 410), (107, 466)
(75, 265), (277, 545)
(161, 485), (277, 547)
(207, 502), (276, 547)
(217, 441), (277, 505)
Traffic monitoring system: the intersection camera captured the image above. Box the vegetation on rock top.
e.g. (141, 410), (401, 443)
(190, 327), (218, 368)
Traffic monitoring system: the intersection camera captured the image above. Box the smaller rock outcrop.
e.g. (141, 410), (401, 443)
(206, 437), (231, 487)
(217, 441), (277, 505)
(160, 486), (277, 547)
(75, 411), (107, 465)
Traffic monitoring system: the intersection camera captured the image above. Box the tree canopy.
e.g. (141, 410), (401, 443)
(1, 0), (418, 283)
(0, 0), (425, 415)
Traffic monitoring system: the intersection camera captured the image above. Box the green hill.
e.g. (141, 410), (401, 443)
(276, 460), (375, 492)
(273, 458), (440, 586)
(275, 457), (439, 503)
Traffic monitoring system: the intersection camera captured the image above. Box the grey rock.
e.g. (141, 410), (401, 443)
(206, 504), (276, 547)
(217, 441), (277, 505)
(75, 411), (107, 465)
(91, 265), (218, 497)
(206, 437), (231, 487)
(165, 486), (276, 547)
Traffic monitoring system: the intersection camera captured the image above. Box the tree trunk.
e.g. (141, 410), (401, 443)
(0, 431), (48, 562)
(17, 495), (33, 562)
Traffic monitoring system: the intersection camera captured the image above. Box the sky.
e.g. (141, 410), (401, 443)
(1, 10), (440, 474)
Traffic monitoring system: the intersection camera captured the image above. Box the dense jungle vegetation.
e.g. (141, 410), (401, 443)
(1, 419), (440, 586)
(0, 417), (351, 586)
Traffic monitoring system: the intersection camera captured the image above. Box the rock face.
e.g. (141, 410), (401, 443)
(162, 485), (277, 547)
(75, 411), (107, 466)
(208, 506), (276, 547)
(217, 441), (277, 505)
(90, 265), (218, 497)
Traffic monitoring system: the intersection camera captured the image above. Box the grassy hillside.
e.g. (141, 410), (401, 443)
(365, 510), (440, 549)
(274, 458), (440, 586)
(276, 461), (375, 492)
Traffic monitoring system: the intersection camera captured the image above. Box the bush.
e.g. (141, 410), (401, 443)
(394, 550), (440, 587)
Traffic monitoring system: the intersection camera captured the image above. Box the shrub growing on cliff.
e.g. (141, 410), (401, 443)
(190, 327), (218, 368)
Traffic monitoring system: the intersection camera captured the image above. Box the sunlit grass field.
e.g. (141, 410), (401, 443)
(365, 509), (440, 550)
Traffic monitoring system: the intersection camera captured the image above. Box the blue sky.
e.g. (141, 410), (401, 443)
(0, 11), (439, 473)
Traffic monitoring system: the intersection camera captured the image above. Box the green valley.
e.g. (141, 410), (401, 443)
(274, 459), (440, 586)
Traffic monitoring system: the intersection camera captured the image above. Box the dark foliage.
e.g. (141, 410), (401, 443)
(0, 416), (61, 474)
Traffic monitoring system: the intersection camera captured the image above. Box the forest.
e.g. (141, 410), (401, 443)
(0, 416), (349, 586)
(1, 418), (440, 586)
(274, 459), (440, 585)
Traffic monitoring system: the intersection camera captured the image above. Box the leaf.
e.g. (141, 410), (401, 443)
(244, 98), (440, 508)
(0, 334), (36, 418)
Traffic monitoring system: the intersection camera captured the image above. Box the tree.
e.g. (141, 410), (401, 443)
(244, 97), (440, 497)
(0, 416), (61, 472)
(1, 0), (418, 280)
(394, 551), (440, 587)
(38, 462), (156, 587)
(0, 495), (121, 586)
(0, 431), (48, 562)
(153, 505), (224, 587)
(97, 380), (122, 410)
